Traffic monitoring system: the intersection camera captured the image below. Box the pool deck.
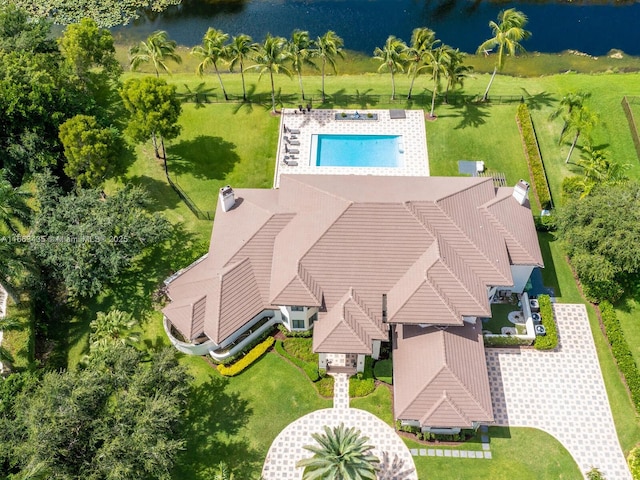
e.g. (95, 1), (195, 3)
(273, 108), (429, 187)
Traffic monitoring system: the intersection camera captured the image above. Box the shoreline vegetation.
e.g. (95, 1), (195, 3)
(113, 44), (640, 78)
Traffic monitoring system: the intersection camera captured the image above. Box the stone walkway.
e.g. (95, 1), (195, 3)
(486, 303), (631, 479)
(262, 373), (417, 479)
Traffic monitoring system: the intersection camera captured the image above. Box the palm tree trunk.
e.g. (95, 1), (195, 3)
(407, 70), (417, 100)
(430, 83), (438, 118)
(558, 122), (568, 145)
(269, 70), (276, 113)
(482, 66), (497, 102)
(321, 59), (326, 102)
(298, 72), (305, 101)
(444, 81), (451, 104)
(240, 61), (247, 102)
(566, 132), (580, 164)
(213, 63), (229, 101)
(391, 70), (396, 101)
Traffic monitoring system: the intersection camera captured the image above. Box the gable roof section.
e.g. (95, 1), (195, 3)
(313, 289), (387, 354)
(393, 323), (494, 428)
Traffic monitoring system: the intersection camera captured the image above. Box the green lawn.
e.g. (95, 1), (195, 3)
(406, 427), (582, 479)
(2, 296), (33, 371)
(482, 303), (524, 335)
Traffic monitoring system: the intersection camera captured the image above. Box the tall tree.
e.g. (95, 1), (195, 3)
(426, 44), (452, 118)
(289, 30), (316, 101)
(560, 104), (598, 164)
(477, 8), (531, 101)
(250, 35), (292, 113)
(313, 31), (345, 102)
(0, 170), (30, 234)
(443, 48), (472, 103)
(227, 34), (258, 102)
(31, 184), (170, 298)
(129, 30), (182, 77)
(58, 114), (119, 188)
(296, 423), (379, 480)
(120, 76), (182, 162)
(373, 36), (407, 101)
(0, 3), (57, 53)
(89, 309), (140, 353)
(192, 28), (230, 101)
(549, 91), (590, 143)
(406, 27), (438, 100)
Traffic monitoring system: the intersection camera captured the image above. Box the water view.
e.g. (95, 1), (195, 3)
(111, 0), (640, 56)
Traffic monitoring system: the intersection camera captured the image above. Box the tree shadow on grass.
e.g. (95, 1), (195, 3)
(454, 102), (491, 129)
(126, 175), (181, 213)
(167, 135), (241, 180)
(521, 89), (557, 110)
(174, 375), (262, 479)
(537, 231), (562, 299)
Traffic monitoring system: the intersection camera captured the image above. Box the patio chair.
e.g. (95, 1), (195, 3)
(284, 145), (299, 154)
(288, 127), (300, 135)
(284, 136), (300, 146)
(284, 158), (298, 167)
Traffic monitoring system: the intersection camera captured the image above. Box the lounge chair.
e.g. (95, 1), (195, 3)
(284, 136), (300, 146)
(284, 158), (298, 167)
(288, 128), (300, 135)
(285, 145), (299, 154)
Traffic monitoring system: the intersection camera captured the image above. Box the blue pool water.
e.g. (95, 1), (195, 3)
(313, 134), (402, 168)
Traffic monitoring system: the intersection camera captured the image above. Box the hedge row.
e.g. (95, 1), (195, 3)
(534, 295), (558, 350)
(274, 340), (320, 381)
(217, 337), (275, 376)
(484, 335), (533, 347)
(214, 327), (274, 365)
(277, 324), (313, 338)
(516, 103), (553, 210)
(601, 301), (640, 412)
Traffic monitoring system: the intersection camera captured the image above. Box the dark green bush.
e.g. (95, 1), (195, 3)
(484, 335), (533, 347)
(601, 301), (640, 412)
(373, 359), (393, 384)
(516, 103), (552, 210)
(274, 340), (319, 381)
(277, 324), (313, 338)
(534, 295), (558, 350)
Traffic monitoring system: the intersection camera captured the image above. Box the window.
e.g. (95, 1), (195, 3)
(292, 319), (305, 329)
(309, 312), (318, 325)
(291, 306), (304, 312)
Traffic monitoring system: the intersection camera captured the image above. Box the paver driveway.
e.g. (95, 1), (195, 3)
(486, 303), (631, 479)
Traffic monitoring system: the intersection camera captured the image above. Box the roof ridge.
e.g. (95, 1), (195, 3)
(424, 267), (463, 322)
(297, 263), (322, 305)
(349, 288), (386, 336)
(224, 213), (281, 269)
(399, 363), (448, 418)
(299, 200), (353, 266)
(431, 177), (492, 203)
(446, 362), (494, 420)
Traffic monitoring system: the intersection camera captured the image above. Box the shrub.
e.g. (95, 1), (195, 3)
(213, 327), (275, 365)
(601, 301), (640, 412)
(274, 340), (319, 381)
(277, 324), (312, 338)
(373, 359), (393, 384)
(283, 337), (317, 363)
(217, 336), (275, 376)
(586, 468), (606, 480)
(534, 295), (558, 350)
(315, 376), (334, 397)
(483, 335), (533, 347)
(628, 446), (640, 479)
(516, 103), (552, 210)
(350, 356), (375, 397)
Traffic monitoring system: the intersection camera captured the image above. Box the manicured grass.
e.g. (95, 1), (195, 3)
(2, 296), (33, 371)
(406, 427), (582, 479)
(351, 384), (394, 426)
(482, 303), (523, 335)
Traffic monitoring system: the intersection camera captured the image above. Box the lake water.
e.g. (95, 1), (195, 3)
(112, 0), (640, 56)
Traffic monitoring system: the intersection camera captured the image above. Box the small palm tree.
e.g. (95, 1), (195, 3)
(296, 423), (380, 480)
(406, 27), (438, 100)
(313, 31), (345, 102)
(373, 36), (407, 101)
(561, 104), (599, 164)
(227, 34), (258, 101)
(0, 170), (31, 234)
(192, 27), (230, 101)
(549, 91), (590, 143)
(129, 30), (182, 77)
(250, 34), (292, 113)
(89, 309), (139, 352)
(477, 8), (531, 101)
(426, 44), (452, 118)
(289, 30), (317, 101)
(443, 48), (472, 103)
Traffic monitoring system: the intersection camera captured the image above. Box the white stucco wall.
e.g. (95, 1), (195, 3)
(509, 265), (535, 294)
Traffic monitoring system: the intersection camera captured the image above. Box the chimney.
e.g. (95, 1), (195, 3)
(219, 185), (235, 212)
(512, 179), (529, 206)
(382, 294), (387, 323)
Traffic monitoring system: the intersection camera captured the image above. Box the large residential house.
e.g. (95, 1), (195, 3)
(163, 174), (543, 432)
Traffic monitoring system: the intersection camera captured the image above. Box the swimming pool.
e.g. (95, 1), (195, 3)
(312, 134), (403, 167)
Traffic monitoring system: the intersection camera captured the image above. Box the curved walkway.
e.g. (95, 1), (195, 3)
(486, 303), (631, 479)
(262, 373), (417, 479)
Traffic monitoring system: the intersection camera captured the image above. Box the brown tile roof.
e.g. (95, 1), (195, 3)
(164, 175), (542, 346)
(393, 322), (494, 428)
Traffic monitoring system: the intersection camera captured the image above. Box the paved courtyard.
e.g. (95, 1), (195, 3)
(486, 303), (631, 479)
(262, 373), (417, 479)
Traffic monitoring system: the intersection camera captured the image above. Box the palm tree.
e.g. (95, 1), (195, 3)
(373, 36), (407, 101)
(561, 104), (599, 164)
(289, 30), (316, 101)
(296, 423), (380, 480)
(192, 28), (230, 101)
(313, 31), (345, 102)
(405, 27), (438, 100)
(250, 34), (292, 113)
(477, 8), (531, 101)
(574, 145), (628, 197)
(89, 309), (139, 352)
(549, 91), (590, 143)
(443, 48), (472, 103)
(213, 461), (235, 480)
(227, 34), (258, 101)
(129, 30), (182, 77)
(426, 44), (452, 118)
(0, 170), (30, 234)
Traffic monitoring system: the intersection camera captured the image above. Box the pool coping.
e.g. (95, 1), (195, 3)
(273, 108), (430, 187)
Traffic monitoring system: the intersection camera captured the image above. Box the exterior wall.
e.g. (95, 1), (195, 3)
(509, 265), (535, 294)
(400, 420), (421, 428)
(163, 316), (219, 355)
(318, 353), (327, 370)
(280, 306), (318, 331)
(422, 427), (462, 434)
(356, 354), (365, 373)
(372, 340), (381, 360)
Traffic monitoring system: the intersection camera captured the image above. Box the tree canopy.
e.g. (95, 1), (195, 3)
(31, 181), (170, 298)
(557, 181), (640, 302)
